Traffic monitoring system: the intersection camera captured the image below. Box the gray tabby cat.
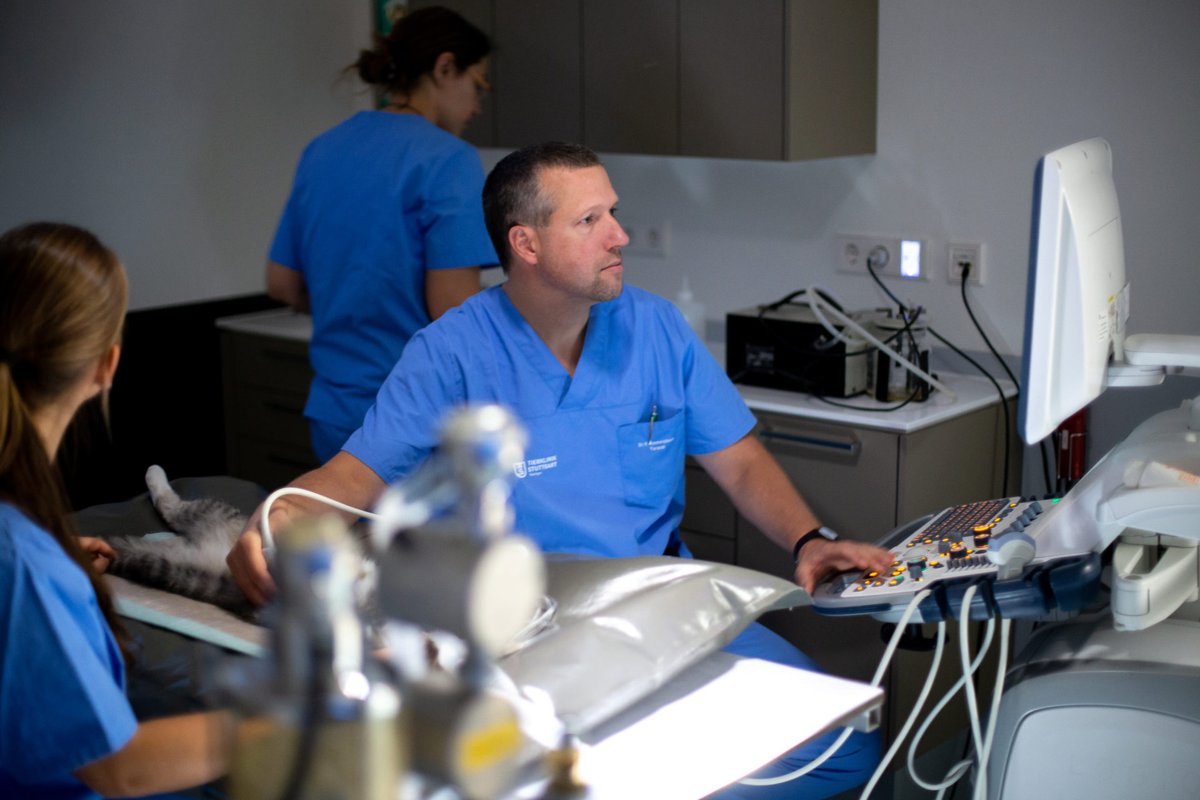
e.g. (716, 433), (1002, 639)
(106, 465), (257, 620)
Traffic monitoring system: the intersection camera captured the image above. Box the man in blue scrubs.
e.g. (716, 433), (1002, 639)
(229, 142), (893, 798)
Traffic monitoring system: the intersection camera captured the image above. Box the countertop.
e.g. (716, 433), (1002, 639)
(216, 307), (312, 342)
(216, 308), (1015, 434)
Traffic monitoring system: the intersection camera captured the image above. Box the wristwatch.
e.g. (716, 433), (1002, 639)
(791, 525), (839, 564)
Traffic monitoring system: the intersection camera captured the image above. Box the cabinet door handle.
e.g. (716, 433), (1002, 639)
(758, 429), (861, 457)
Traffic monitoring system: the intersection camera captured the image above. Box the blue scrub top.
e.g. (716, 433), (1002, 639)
(270, 111), (499, 434)
(0, 504), (136, 799)
(346, 286), (756, 557)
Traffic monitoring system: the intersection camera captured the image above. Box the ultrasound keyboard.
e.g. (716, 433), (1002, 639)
(810, 497), (1101, 622)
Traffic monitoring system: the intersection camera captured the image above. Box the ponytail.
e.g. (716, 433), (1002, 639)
(0, 222), (130, 659)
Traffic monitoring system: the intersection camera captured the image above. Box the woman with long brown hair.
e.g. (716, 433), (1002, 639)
(0, 222), (233, 797)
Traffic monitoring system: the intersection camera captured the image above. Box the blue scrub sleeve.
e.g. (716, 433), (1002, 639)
(419, 147), (498, 270)
(344, 328), (466, 483)
(267, 146), (313, 270)
(678, 316), (756, 456)
(0, 545), (137, 782)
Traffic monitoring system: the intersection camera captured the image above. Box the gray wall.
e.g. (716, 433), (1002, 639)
(0, 0), (370, 309)
(3, 0), (1199, 491)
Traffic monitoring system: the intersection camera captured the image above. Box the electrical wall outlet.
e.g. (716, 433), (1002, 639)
(836, 235), (924, 279)
(623, 221), (670, 257)
(947, 242), (984, 285)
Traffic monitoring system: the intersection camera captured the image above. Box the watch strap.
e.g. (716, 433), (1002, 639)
(791, 525), (838, 564)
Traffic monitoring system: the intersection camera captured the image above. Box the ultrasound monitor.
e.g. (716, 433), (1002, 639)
(1018, 137), (1131, 445)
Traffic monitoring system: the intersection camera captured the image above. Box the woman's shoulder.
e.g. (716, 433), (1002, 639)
(0, 501), (40, 537)
(0, 503), (60, 579)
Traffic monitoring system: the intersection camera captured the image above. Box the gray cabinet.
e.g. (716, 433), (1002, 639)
(582, 0), (677, 155)
(681, 397), (1018, 745)
(414, 0), (877, 160)
(220, 328), (319, 489)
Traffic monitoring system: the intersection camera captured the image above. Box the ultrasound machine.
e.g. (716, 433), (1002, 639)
(811, 138), (1200, 799)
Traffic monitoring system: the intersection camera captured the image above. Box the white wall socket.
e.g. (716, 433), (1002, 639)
(623, 221), (670, 257)
(947, 242), (984, 285)
(835, 235), (924, 279)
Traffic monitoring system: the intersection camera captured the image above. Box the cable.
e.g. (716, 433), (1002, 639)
(805, 287), (956, 401)
(957, 588), (986, 776)
(1039, 439), (1054, 498)
(739, 588), (934, 788)
(905, 600), (997, 794)
(857, 619), (948, 800)
(816, 387), (922, 413)
(868, 255), (1017, 496)
(954, 267), (1019, 496)
(744, 285), (945, 408)
(260, 486), (380, 554)
(928, 327), (1014, 497)
(972, 617), (1012, 800)
(958, 268), (1019, 389)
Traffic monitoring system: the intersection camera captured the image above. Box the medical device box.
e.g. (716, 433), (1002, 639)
(725, 304), (871, 398)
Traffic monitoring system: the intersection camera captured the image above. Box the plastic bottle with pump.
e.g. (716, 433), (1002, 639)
(675, 276), (706, 341)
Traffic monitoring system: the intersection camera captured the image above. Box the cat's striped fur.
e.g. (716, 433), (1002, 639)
(106, 465), (256, 619)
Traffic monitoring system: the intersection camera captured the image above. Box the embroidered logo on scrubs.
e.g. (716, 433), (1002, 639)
(637, 436), (676, 453)
(513, 455), (558, 479)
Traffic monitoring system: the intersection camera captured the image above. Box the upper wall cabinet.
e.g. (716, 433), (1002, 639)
(410, 0), (877, 161)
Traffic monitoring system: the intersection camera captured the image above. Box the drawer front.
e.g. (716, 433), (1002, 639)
(223, 332), (312, 392)
(682, 459), (736, 540)
(229, 384), (310, 446)
(679, 529), (735, 564)
(753, 410), (899, 537)
(230, 437), (319, 489)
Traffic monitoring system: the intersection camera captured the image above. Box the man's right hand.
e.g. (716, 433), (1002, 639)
(226, 452), (389, 608)
(227, 526), (276, 607)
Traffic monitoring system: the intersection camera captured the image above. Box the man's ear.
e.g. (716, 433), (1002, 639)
(508, 224), (539, 267)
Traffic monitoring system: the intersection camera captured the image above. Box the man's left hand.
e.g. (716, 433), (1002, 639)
(793, 538), (893, 595)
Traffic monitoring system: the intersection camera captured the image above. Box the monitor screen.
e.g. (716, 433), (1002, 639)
(1018, 137), (1129, 445)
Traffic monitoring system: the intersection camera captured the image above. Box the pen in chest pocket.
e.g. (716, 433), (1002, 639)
(648, 404), (658, 443)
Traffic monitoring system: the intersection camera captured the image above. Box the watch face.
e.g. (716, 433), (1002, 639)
(818, 526), (838, 540)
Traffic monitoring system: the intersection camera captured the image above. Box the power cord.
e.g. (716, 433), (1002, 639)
(857, 617), (948, 799)
(260, 486), (381, 554)
(863, 258), (1017, 497)
(738, 588), (934, 788)
(902, 586), (1011, 800)
(804, 286), (955, 400)
(955, 265), (1021, 497)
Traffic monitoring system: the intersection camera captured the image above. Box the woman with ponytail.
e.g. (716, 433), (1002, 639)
(0, 223), (235, 797)
(267, 5), (499, 463)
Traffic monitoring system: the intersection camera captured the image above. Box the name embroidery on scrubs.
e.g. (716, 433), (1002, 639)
(638, 436), (676, 453)
(513, 455), (558, 478)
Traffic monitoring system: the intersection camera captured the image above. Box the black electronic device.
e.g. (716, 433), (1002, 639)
(810, 497), (1101, 623)
(725, 304), (870, 397)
